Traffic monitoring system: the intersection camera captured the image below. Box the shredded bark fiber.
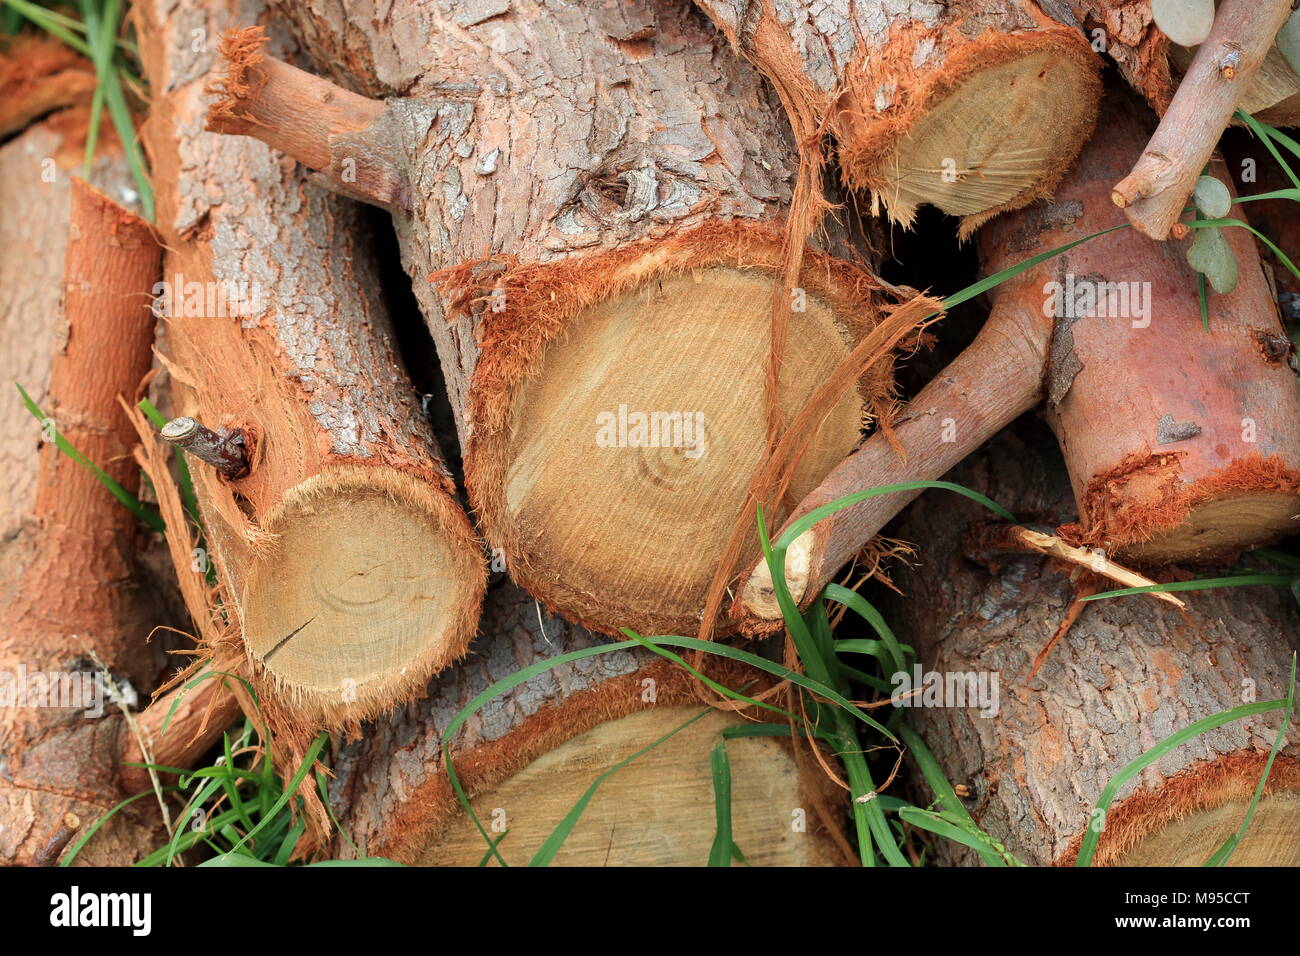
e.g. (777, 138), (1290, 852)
(1058, 752), (1300, 866)
(1060, 452), (1300, 559)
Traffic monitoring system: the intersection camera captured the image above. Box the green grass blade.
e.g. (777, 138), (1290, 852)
(528, 707), (712, 867)
(776, 481), (1014, 553)
(1237, 109), (1300, 189)
(225, 732), (328, 856)
(61, 787), (179, 865)
(17, 382), (164, 532)
(2, 0), (90, 54)
(1081, 575), (1295, 601)
(940, 225), (1130, 311)
(823, 583), (909, 676)
(707, 741), (737, 866)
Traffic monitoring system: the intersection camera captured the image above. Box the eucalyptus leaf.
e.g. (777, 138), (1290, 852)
(1152, 0), (1214, 47)
(1278, 10), (1300, 77)
(1186, 225), (1238, 294)
(1192, 175), (1232, 219)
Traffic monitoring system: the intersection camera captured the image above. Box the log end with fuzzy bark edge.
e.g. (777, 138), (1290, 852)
(883, 422), (1300, 867)
(699, 0), (1102, 234)
(441, 220), (893, 638)
(238, 466), (485, 730)
(840, 13), (1102, 235)
(329, 582), (848, 866)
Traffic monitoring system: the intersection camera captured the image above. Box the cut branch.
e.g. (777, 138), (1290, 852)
(0, 178), (168, 866)
(136, 4), (486, 733)
(1110, 0), (1294, 240)
(883, 422), (1300, 866)
(204, 26), (401, 208)
(737, 86), (1300, 624)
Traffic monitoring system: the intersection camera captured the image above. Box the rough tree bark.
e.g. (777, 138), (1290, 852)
(883, 421), (1300, 867)
(736, 86), (1300, 624)
(0, 179), (168, 866)
(694, 0), (1103, 232)
(208, 0), (905, 639)
(133, 0), (487, 732)
(329, 580), (846, 866)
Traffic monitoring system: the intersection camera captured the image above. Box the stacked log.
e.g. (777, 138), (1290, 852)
(736, 87), (1300, 624)
(199, 0), (913, 641)
(882, 420), (1300, 867)
(134, 0), (486, 732)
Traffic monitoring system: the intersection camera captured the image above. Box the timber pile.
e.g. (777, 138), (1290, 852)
(0, 0), (1297, 869)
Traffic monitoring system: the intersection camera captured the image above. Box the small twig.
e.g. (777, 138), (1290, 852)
(1008, 526), (1186, 610)
(32, 812), (81, 867)
(1027, 577), (1100, 682)
(161, 416), (250, 479)
(204, 26), (406, 209)
(1111, 0), (1293, 239)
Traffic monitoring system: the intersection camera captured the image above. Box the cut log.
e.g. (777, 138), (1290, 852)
(1110, 0), (1295, 240)
(133, 0), (486, 731)
(329, 580), (847, 866)
(1010, 100), (1300, 562)
(0, 105), (138, 543)
(1071, 0), (1300, 126)
(0, 179), (167, 866)
(694, 0), (1103, 232)
(210, 0), (905, 638)
(737, 86), (1300, 623)
(119, 675), (246, 795)
(881, 420), (1300, 867)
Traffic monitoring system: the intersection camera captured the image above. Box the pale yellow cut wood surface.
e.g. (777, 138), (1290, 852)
(422, 707), (838, 867)
(499, 267), (864, 635)
(886, 51), (1092, 221)
(1115, 793), (1300, 866)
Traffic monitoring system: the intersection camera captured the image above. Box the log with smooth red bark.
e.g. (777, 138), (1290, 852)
(134, 0), (486, 732)
(206, 0), (905, 638)
(882, 421), (1300, 867)
(737, 87), (1300, 624)
(694, 0), (1103, 233)
(0, 180), (167, 866)
(328, 581), (847, 866)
